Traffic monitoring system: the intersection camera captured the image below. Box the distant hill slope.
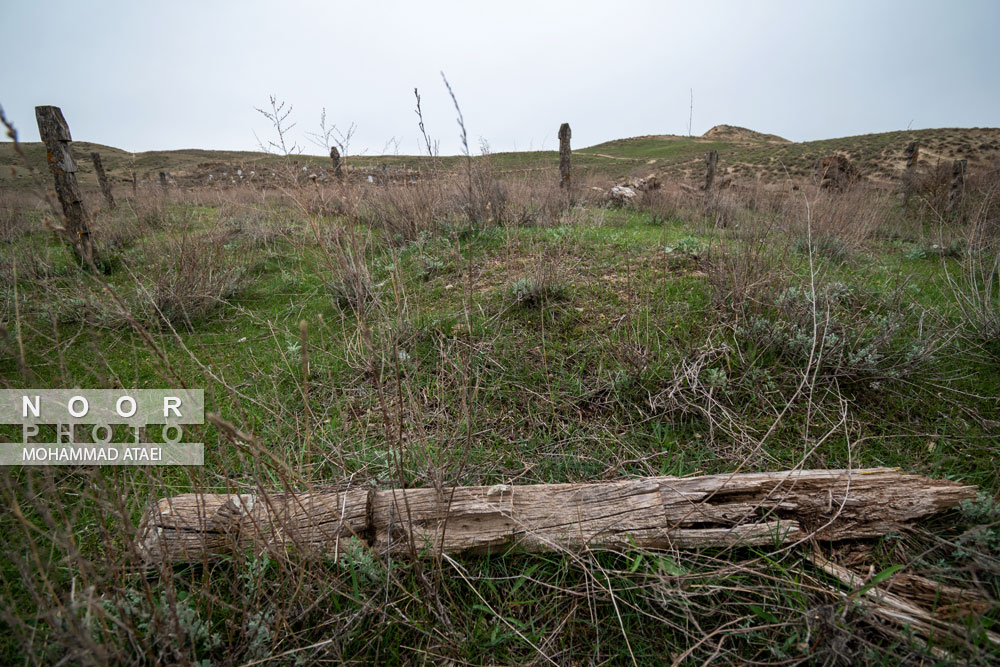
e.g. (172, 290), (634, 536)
(0, 141), (295, 188)
(576, 127), (1000, 183)
(3, 126), (998, 189)
(703, 124), (790, 143)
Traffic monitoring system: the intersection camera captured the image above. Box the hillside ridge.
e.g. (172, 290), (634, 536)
(3, 126), (998, 188)
(703, 124), (790, 143)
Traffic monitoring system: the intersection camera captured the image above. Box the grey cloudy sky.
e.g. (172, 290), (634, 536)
(2, 0), (997, 156)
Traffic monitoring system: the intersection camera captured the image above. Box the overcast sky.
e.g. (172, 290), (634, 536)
(1, 1), (997, 156)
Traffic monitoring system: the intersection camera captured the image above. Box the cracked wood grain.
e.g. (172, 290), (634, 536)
(136, 468), (976, 563)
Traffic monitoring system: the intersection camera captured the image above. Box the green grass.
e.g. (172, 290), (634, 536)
(3, 209), (995, 485)
(3, 203), (995, 481)
(1, 185), (998, 663)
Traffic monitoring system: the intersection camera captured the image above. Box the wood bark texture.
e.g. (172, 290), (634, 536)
(330, 146), (343, 180)
(34, 105), (99, 268)
(903, 141), (920, 204)
(705, 150), (718, 193)
(948, 158), (967, 214)
(136, 468), (975, 564)
(90, 151), (115, 209)
(558, 123), (571, 189)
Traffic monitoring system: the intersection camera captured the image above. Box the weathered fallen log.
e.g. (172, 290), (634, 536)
(136, 468), (976, 563)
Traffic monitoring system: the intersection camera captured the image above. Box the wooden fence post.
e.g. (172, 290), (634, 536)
(902, 141), (919, 204)
(330, 146), (343, 181)
(705, 150), (718, 194)
(90, 151), (115, 209)
(127, 154), (137, 198)
(34, 105), (100, 270)
(558, 123), (571, 189)
(948, 159), (967, 215)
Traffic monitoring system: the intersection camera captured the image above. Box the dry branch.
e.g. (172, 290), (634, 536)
(808, 552), (1000, 656)
(136, 468), (975, 564)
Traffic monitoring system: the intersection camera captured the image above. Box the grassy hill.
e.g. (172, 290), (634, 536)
(3, 125), (999, 190)
(578, 126), (1000, 183)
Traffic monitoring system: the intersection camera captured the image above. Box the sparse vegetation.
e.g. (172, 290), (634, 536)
(2, 113), (999, 665)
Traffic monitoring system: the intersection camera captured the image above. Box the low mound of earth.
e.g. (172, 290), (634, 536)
(703, 124), (790, 144)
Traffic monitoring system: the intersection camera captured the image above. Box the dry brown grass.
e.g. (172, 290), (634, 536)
(785, 185), (891, 258)
(359, 180), (454, 242)
(0, 189), (35, 243)
(139, 229), (252, 327)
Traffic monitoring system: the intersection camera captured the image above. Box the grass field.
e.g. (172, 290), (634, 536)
(1, 131), (999, 664)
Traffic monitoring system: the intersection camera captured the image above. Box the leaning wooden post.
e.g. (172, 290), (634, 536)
(902, 141), (919, 205)
(948, 159), (967, 216)
(90, 152), (115, 209)
(34, 106), (100, 271)
(158, 171), (168, 192)
(330, 146), (343, 181)
(558, 123), (571, 189)
(705, 150), (718, 194)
